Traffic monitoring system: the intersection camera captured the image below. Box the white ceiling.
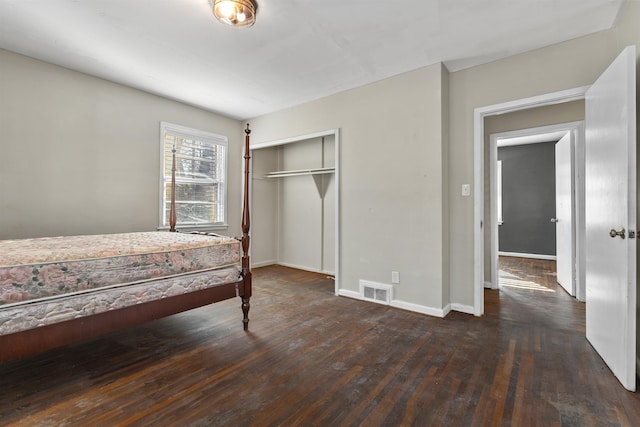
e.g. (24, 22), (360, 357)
(0, 0), (627, 120)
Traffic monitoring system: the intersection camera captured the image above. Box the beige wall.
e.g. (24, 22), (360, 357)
(248, 63), (449, 311)
(250, 146), (278, 265)
(448, 2), (640, 306)
(0, 49), (243, 240)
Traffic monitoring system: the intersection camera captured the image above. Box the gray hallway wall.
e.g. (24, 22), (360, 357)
(498, 141), (557, 256)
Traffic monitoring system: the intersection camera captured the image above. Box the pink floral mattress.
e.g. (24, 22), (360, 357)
(0, 231), (241, 336)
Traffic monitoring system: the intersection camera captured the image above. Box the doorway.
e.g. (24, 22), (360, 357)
(487, 121), (585, 302)
(248, 128), (341, 295)
(472, 86), (589, 316)
(495, 256), (586, 333)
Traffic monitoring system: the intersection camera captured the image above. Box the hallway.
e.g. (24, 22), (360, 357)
(492, 256), (585, 333)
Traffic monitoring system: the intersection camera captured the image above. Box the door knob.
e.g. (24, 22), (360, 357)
(609, 228), (626, 239)
(550, 218), (558, 223)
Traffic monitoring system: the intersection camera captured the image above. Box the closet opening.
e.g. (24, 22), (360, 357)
(249, 129), (340, 295)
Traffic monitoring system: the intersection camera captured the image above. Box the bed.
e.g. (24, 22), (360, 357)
(0, 125), (253, 363)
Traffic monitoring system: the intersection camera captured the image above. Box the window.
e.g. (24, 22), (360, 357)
(160, 122), (228, 229)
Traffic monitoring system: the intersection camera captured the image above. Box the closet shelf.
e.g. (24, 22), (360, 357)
(265, 167), (335, 178)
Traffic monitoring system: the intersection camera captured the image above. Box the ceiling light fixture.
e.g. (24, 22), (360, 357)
(213, 0), (258, 28)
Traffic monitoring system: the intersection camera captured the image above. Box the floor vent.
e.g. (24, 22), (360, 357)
(359, 280), (393, 305)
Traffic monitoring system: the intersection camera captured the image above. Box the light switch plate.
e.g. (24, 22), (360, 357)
(461, 184), (471, 196)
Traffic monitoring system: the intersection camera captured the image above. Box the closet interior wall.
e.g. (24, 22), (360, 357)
(251, 147), (278, 266)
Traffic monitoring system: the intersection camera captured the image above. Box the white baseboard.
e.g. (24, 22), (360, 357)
(499, 251), (557, 261)
(484, 281), (493, 289)
(451, 303), (475, 315)
(442, 303), (452, 317)
(338, 289), (361, 299)
(251, 260), (277, 268)
(276, 261), (334, 276)
(338, 290), (448, 318)
(390, 299), (447, 318)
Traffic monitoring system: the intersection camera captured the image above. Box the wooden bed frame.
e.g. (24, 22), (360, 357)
(0, 125), (253, 363)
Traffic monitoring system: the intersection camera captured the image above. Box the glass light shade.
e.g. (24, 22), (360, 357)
(213, 0), (257, 28)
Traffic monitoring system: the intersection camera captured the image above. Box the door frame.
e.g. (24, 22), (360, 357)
(473, 87), (589, 315)
(488, 121), (585, 301)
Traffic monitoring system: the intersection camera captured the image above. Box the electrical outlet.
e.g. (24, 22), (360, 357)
(391, 271), (400, 284)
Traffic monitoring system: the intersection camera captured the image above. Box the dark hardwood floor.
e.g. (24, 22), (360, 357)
(0, 261), (638, 426)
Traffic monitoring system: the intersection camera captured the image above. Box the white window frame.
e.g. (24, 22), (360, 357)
(497, 160), (503, 225)
(159, 122), (229, 230)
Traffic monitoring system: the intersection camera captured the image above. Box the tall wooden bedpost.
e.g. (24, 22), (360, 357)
(241, 123), (252, 330)
(169, 144), (177, 232)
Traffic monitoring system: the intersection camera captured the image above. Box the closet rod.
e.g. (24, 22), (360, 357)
(265, 167), (335, 178)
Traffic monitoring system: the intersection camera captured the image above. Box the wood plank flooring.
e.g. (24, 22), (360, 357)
(0, 261), (639, 426)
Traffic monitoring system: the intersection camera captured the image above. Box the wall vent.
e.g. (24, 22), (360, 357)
(359, 280), (393, 305)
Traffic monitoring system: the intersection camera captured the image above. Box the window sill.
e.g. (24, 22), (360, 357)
(158, 224), (229, 232)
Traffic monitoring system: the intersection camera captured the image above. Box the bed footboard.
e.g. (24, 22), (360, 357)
(0, 281), (241, 362)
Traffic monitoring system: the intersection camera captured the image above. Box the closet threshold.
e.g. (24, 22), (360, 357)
(265, 167), (335, 178)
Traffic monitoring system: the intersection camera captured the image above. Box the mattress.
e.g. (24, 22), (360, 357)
(0, 231), (241, 335)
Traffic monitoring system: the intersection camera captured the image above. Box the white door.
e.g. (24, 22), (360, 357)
(555, 133), (574, 296)
(585, 46), (636, 391)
